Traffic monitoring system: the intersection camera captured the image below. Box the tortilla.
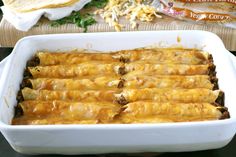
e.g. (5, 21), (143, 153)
(3, 0), (81, 12)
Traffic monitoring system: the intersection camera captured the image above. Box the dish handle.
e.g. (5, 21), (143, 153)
(230, 53), (236, 69)
(0, 57), (9, 80)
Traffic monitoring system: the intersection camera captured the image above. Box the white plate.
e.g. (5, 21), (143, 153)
(0, 31), (236, 155)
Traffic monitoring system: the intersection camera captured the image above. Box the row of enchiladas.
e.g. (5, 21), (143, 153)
(12, 48), (230, 125)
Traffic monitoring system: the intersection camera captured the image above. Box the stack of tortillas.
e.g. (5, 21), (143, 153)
(3, 0), (81, 12)
(1, 0), (91, 31)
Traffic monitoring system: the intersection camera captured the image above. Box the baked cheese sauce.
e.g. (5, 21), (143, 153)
(12, 48), (228, 125)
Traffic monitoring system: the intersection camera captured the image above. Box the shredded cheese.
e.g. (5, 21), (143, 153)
(95, 0), (162, 31)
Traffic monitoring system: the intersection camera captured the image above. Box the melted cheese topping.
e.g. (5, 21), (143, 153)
(117, 88), (220, 103)
(118, 48), (210, 64)
(120, 101), (222, 123)
(28, 62), (123, 78)
(19, 101), (121, 123)
(22, 87), (119, 102)
(13, 48), (225, 125)
(37, 52), (119, 66)
(125, 63), (211, 75)
(30, 77), (121, 90)
(123, 75), (214, 89)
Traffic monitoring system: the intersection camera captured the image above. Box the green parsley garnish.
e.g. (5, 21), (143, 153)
(51, 12), (96, 32)
(85, 0), (108, 9)
(50, 0), (108, 32)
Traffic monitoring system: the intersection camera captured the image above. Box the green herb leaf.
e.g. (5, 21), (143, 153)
(85, 0), (108, 9)
(50, 0), (107, 32)
(50, 12), (96, 32)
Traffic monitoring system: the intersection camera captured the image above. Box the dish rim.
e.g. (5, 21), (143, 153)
(0, 30), (236, 130)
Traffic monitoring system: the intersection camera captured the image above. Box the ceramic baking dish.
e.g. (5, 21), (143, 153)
(0, 31), (236, 155)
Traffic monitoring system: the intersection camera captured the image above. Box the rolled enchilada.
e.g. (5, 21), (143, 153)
(28, 62), (124, 78)
(25, 77), (121, 90)
(123, 74), (216, 89)
(117, 48), (211, 64)
(12, 117), (99, 125)
(16, 101), (121, 123)
(21, 87), (119, 102)
(116, 88), (223, 105)
(124, 63), (215, 75)
(119, 101), (227, 123)
(33, 52), (119, 66)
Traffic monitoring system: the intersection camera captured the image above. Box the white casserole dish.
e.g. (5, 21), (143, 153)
(0, 31), (236, 155)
